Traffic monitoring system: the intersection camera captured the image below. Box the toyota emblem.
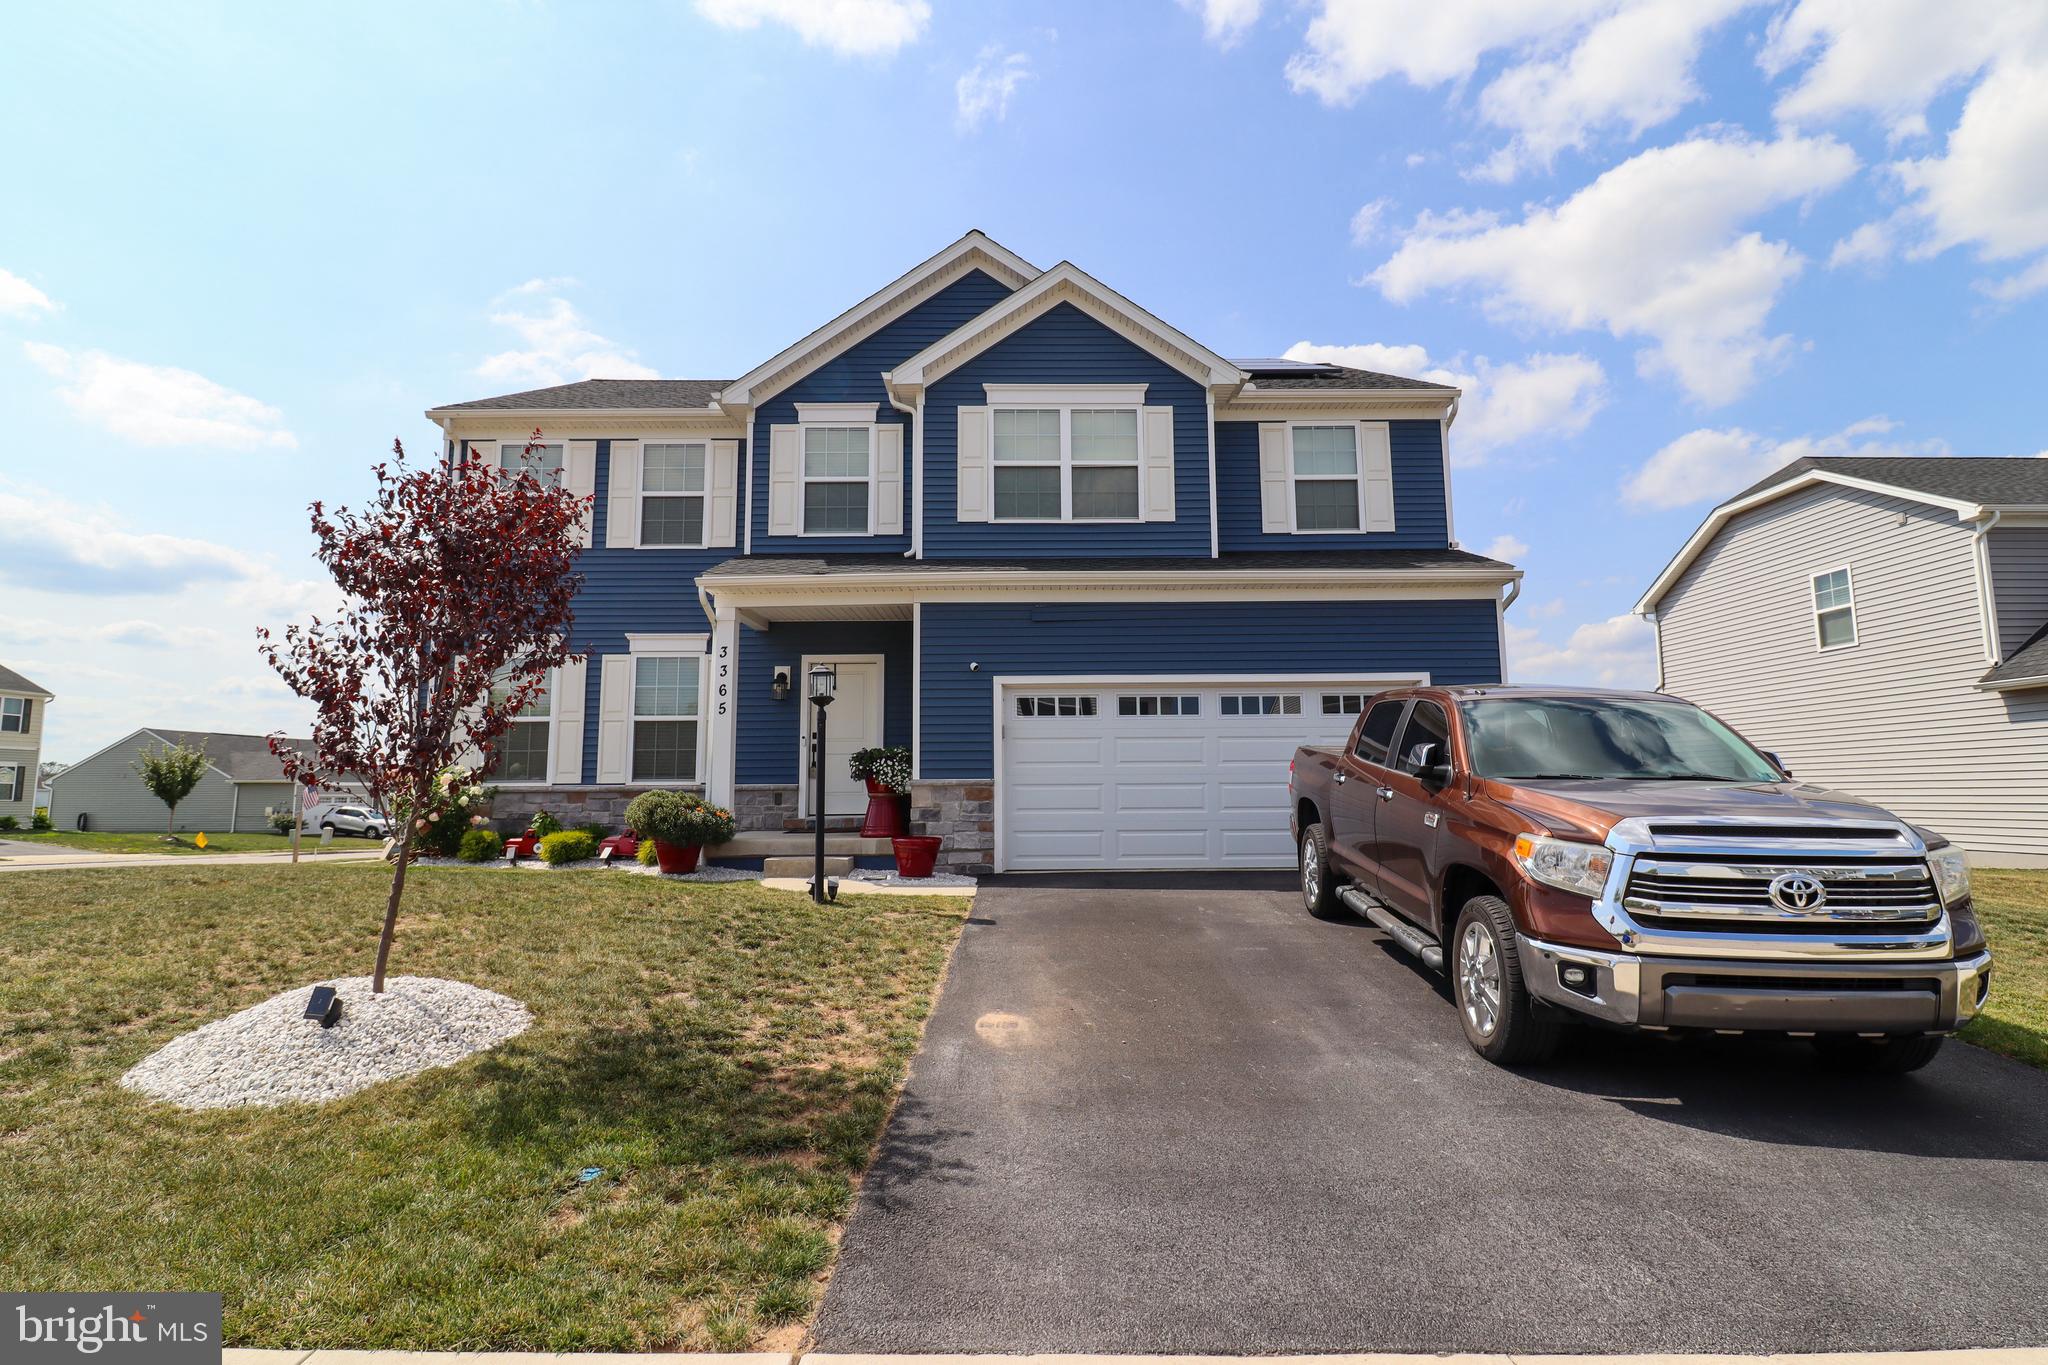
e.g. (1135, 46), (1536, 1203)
(1768, 871), (1826, 912)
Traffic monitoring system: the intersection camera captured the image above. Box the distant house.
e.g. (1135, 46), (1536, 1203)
(0, 663), (54, 828)
(1638, 456), (2048, 868)
(45, 729), (341, 834)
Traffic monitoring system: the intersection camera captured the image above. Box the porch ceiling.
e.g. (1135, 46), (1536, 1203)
(741, 602), (914, 624)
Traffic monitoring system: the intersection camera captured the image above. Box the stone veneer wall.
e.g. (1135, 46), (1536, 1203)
(489, 785), (703, 833)
(733, 783), (804, 833)
(909, 779), (994, 875)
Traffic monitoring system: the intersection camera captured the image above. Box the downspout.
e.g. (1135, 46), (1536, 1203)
(697, 583), (716, 631)
(1205, 391), (1219, 558)
(1496, 575), (1519, 685)
(1972, 509), (2004, 661)
(1441, 396), (1460, 548)
(885, 379), (921, 558)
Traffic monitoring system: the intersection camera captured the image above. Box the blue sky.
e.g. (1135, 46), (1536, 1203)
(5, 0), (2046, 763)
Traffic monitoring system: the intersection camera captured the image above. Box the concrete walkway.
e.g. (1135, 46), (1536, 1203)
(222, 1350), (2048, 1364)
(0, 843), (384, 872)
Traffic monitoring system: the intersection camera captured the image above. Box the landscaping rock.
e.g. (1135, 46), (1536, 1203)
(119, 976), (531, 1110)
(850, 868), (980, 888)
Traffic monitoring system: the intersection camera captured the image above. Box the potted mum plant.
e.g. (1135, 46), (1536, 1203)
(624, 789), (736, 875)
(848, 745), (911, 839)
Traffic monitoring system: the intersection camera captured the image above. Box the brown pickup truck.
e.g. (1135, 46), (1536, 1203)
(1289, 685), (1991, 1070)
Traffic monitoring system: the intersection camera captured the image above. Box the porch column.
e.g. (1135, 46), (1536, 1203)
(705, 600), (740, 810)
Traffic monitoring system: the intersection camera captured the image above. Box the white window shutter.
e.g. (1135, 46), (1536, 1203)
(708, 439), (740, 547)
(1359, 421), (1396, 532)
(551, 658), (587, 785)
(768, 425), (801, 537)
(1140, 406), (1176, 521)
(566, 441), (597, 548)
(875, 424), (905, 535)
(607, 441), (641, 548)
(1258, 423), (1289, 533)
(595, 655), (631, 784)
(955, 406), (991, 522)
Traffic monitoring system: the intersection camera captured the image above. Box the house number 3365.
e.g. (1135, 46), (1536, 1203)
(715, 643), (730, 716)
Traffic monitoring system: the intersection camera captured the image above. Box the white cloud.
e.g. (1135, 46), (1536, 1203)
(0, 479), (265, 595)
(1348, 197), (1391, 245)
(1892, 56), (2048, 295)
(22, 342), (297, 450)
(1507, 614), (1658, 688)
(694, 0), (930, 57)
(1621, 416), (1947, 510)
(1, 267), (56, 318)
(0, 615), (225, 651)
(1183, 0), (1261, 46)
(956, 47), (1032, 132)
(1282, 342), (1606, 461)
(1285, 0), (1753, 178)
(1369, 133), (1858, 405)
(1827, 219), (1897, 269)
(477, 283), (659, 390)
(1483, 534), (1530, 562)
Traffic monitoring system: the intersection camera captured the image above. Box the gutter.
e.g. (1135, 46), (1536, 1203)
(884, 382), (922, 558)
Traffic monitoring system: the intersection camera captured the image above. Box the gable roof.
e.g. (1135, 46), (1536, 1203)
(0, 663), (52, 698)
(717, 230), (1040, 409)
(1981, 621), (2048, 692)
(51, 728), (322, 786)
(1638, 455), (2048, 614)
(431, 378), (728, 414)
(886, 260), (1245, 394)
(1233, 360), (1458, 393)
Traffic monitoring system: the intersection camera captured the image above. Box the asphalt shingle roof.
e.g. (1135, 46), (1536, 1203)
(1233, 362), (1457, 392)
(1731, 456), (2048, 509)
(0, 663), (52, 696)
(700, 548), (1514, 578)
(138, 730), (316, 782)
(434, 379), (730, 411)
(1983, 622), (2048, 690)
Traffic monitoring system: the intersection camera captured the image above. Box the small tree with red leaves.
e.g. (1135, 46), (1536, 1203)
(260, 434), (585, 992)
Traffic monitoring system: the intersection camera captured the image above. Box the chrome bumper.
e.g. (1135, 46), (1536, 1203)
(1516, 933), (1993, 1034)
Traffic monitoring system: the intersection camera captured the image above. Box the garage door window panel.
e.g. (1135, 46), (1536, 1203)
(1221, 694), (1301, 716)
(1118, 694), (1199, 716)
(1016, 695), (1098, 718)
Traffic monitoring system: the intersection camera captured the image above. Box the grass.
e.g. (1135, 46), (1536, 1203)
(0, 863), (968, 1352)
(1960, 868), (2048, 1070)
(0, 829), (364, 855)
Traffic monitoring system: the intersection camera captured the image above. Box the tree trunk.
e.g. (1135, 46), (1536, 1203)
(167, 803), (175, 838)
(371, 822), (415, 993)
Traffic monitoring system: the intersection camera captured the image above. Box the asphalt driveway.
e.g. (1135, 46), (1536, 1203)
(813, 873), (2048, 1355)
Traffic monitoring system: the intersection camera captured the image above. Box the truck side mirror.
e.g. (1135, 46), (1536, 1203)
(1764, 750), (1793, 778)
(1410, 741), (1452, 788)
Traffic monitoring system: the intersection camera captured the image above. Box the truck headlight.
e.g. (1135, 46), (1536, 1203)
(1928, 847), (1971, 907)
(1513, 834), (1614, 899)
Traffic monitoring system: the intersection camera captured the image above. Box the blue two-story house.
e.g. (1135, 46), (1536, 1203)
(428, 231), (1517, 873)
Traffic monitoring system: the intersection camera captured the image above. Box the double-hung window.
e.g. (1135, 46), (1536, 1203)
(631, 656), (700, 781)
(1290, 425), (1362, 531)
(802, 426), (872, 535)
(993, 407), (1141, 521)
(642, 442), (707, 546)
(0, 697), (27, 733)
(489, 666), (552, 783)
(0, 763), (21, 803)
(1813, 567), (1857, 648)
(498, 441), (563, 486)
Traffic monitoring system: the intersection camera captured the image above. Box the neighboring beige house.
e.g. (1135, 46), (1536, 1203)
(1639, 456), (2048, 868)
(45, 728), (327, 834)
(0, 664), (54, 828)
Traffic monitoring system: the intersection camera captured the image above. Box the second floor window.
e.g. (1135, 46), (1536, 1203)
(0, 697), (27, 733)
(1813, 567), (1857, 648)
(1290, 425), (1361, 531)
(642, 442), (707, 546)
(803, 426), (871, 535)
(489, 666), (552, 783)
(994, 407), (1141, 521)
(498, 441), (563, 486)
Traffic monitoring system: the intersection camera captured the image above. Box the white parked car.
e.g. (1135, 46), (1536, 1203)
(317, 804), (389, 839)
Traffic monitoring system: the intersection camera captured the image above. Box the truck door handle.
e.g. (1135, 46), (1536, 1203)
(1333, 771), (1347, 785)
(1377, 786), (1395, 802)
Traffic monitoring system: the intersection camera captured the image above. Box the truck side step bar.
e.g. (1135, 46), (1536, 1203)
(1339, 886), (1445, 970)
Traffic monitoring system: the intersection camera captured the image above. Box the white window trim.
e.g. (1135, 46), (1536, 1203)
(493, 666), (556, 789)
(638, 439), (712, 550)
(989, 404), (1144, 524)
(0, 762), (21, 803)
(1285, 422), (1367, 536)
(0, 697), (24, 733)
(798, 421), (877, 538)
(628, 653), (708, 785)
(491, 438), (567, 486)
(983, 383), (1147, 406)
(1812, 564), (1859, 652)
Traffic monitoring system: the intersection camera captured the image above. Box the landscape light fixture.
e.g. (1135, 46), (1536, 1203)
(303, 985), (343, 1029)
(808, 664), (837, 904)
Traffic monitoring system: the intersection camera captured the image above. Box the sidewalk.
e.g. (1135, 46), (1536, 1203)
(0, 845), (385, 872)
(222, 1351), (2048, 1365)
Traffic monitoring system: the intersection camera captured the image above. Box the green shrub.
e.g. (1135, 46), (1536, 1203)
(0, 815), (16, 831)
(539, 829), (596, 866)
(624, 789), (736, 848)
(636, 837), (658, 866)
(31, 809), (52, 832)
(416, 814), (473, 858)
(268, 810), (298, 834)
(458, 829), (503, 863)
(530, 810), (563, 838)
(577, 822), (608, 842)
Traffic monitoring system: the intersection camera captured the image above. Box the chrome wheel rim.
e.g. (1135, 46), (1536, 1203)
(1301, 837), (1321, 907)
(1459, 921), (1502, 1038)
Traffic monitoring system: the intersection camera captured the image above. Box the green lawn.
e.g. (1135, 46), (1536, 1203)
(1961, 868), (2048, 1070)
(0, 829), (364, 855)
(0, 864), (967, 1352)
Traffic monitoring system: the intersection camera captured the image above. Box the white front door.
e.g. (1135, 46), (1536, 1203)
(801, 656), (885, 818)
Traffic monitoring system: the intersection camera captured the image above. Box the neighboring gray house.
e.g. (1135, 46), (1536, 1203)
(0, 663), (54, 828)
(1638, 456), (2048, 868)
(46, 729), (324, 834)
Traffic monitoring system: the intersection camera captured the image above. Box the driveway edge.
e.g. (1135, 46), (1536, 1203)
(225, 1350), (2048, 1364)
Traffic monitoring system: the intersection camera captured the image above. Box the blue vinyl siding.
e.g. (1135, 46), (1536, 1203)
(923, 302), (1212, 558)
(918, 598), (1502, 778)
(750, 268), (1014, 555)
(1215, 420), (1450, 551)
(735, 621), (913, 785)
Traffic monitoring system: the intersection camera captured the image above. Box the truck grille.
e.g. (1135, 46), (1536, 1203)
(1623, 857), (1941, 928)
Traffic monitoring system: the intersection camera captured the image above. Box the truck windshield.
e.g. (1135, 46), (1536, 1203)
(1458, 697), (1783, 783)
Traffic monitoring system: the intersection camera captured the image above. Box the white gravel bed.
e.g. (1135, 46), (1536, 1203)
(850, 868), (980, 888)
(120, 975), (531, 1110)
(617, 861), (763, 883)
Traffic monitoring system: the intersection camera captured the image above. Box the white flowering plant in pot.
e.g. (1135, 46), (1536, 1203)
(849, 746), (912, 794)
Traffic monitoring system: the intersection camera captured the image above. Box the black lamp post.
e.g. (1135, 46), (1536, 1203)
(808, 664), (837, 903)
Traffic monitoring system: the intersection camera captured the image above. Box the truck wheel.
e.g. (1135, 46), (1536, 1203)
(1299, 822), (1342, 920)
(1451, 896), (1562, 1066)
(1812, 1034), (1944, 1074)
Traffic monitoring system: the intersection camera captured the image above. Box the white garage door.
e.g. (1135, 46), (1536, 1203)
(999, 679), (1402, 871)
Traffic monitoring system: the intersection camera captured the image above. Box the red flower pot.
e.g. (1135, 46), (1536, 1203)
(652, 839), (701, 874)
(861, 778), (906, 838)
(892, 836), (942, 879)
